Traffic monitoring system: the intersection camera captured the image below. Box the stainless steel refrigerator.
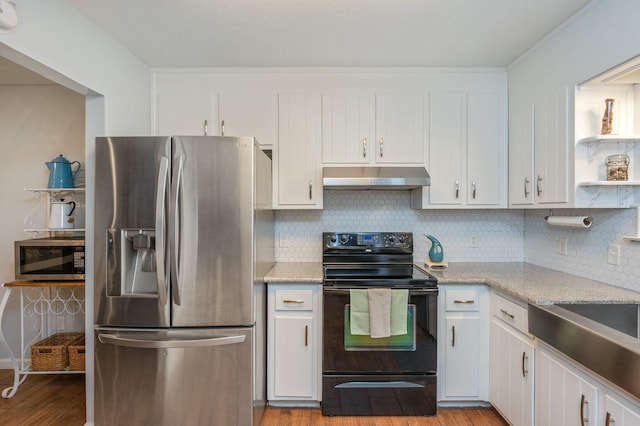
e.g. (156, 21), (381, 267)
(93, 136), (274, 425)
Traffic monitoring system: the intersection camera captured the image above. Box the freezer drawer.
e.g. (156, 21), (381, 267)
(95, 327), (254, 425)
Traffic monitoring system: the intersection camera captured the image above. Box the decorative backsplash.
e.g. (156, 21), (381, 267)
(524, 208), (640, 293)
(275, 191), (640, 293)
(275, 191), (524, 264)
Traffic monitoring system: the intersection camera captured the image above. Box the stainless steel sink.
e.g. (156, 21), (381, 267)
(554, 303), (639, 338)
(529, 303), (640, 400)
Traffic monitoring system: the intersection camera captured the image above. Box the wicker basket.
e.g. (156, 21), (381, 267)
(68, 336), (86, 371)
(31, 332), (83, 371)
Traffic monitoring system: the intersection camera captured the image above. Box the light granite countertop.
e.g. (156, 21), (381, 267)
(265, 261), (640, 305)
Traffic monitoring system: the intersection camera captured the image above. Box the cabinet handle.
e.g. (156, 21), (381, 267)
(204, 120), (208, 136)
(362, 138), (367, 158)
(451, 325), (455, 347)
(305, 325), (308, 347)
(221, 120), (225, 136)
(455, 180), (459, 199)
(606, 412), (614, 426)
(536, 175), (543, 196)
(471, 181), (477, 199)
(453, 299), (475, 304)
(521, 351), (528, 378)
(580, 394), (586, 426)
(309, 180), (313, 200)
(283, 299), (304, 304)
(379, 138), (384, 158)
(500, 308), (514, 319)
(524, 177), (530, 198)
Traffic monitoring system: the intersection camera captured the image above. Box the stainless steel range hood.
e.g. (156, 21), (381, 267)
(323, 166), (431, 189)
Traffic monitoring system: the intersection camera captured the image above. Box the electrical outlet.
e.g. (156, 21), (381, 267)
(558, 238), (568, 256)
(469, 235), (478, 248)
(278, 232), (289, 248)
(607, 244), (621, 266)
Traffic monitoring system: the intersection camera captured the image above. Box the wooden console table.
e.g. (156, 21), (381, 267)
(0, 280), (85, 398)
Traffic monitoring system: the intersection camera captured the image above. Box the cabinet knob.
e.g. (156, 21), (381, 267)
(455, 180), (459, 199)
(521, 351), (528, 378)
(204, 120), (208, 136)
(221, 120), (225, 136)
(362, 138), (367, 158)
(524, 177), (530, 198)
(379, 138), (384, 158)
(308, 180), (313, 200)
(451, 325), (455, 347)
(472, 181), (477, 199)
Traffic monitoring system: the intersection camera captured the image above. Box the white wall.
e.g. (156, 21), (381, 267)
(0, 0), (150, 135)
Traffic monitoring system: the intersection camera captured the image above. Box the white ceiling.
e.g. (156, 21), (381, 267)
(68, 0), (593, 68)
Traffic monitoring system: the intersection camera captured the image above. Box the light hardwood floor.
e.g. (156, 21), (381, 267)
(261, 406), (508, 426)
(0, 370), (507, 425)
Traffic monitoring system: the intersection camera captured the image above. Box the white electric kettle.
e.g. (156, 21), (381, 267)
(49, 199), (76, 229)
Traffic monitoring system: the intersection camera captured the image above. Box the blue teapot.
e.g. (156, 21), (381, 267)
(46, 154), (81, 189)
(426, 235), (444, 263)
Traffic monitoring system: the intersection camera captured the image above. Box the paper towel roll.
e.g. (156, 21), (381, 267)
(544, 216), (593, 228)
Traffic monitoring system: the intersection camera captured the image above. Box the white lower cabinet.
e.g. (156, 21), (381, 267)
(489, 292), (534, 426)
(438, 285), (489, 402)
(536, 347), (598, 426)
(267, 284), (321, 405)
(536, 342), (640, 426)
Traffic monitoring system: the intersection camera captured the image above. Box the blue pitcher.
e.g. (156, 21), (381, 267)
(426, 235), (444, 262)
(46, 154), (81, 189)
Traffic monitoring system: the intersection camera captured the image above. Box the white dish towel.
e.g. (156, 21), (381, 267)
(368, 288), (391, 338)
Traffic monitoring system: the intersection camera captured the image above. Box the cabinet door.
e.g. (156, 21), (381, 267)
(276, 93), (322, 208)
(321, 93), (374, 164)
(218, 93), (278, 149)
(490, 319), (534, 426)
(375, 93), (425, 164)
(467, 92), (505, 206)
(509, 104), (535, 206)
(428, 92), (464, 205)
(536, 348), (598, 426)
(534, 87), (570, 205)
(444, 315), (480, 398)
(604, 394), (640, 426)
(273, 315), (315, 399)
(157, 92), (216, 136)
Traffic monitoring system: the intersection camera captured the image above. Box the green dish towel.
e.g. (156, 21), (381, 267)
(349, 289), (409, 337)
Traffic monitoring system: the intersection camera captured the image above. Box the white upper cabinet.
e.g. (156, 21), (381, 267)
(218, 93), (278, 150)
(321, 92), (424, 165)
(508, 86), (571, 208)
(321, 93), (374, 164)
(275, 93), (322, 209)
(413, 90), (507, 209)
(374, 93), (425, 164)
(156, 92), (216, 136)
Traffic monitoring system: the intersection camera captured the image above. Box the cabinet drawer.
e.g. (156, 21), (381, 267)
(445, 289), (479, 311)
(491, 292), (528, 334)
(274, 289), (313, 311)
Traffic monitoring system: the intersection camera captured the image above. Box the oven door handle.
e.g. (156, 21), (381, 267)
(322, 287), (438, 296)
(335, 381), (425, 389)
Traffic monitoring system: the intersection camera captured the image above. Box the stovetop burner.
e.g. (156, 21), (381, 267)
(322, 232), (437, 287)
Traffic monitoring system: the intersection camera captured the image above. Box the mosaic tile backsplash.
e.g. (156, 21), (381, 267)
(275, 191), (640, 293)
(275, 191), (524, 264)
(524, 208), (640, 293)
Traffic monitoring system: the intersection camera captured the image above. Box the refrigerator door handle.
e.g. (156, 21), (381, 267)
(170, 155), (184, 306)
(155, 156), (169, 307)
(98, 333), (246, 349)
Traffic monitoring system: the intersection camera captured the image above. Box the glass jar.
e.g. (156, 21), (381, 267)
(606, 154), (629, 181)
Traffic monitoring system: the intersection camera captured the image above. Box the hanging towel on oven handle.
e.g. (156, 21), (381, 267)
(349, 289), (409, 337)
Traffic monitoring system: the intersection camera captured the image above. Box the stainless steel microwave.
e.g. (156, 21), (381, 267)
(15, 237), (85, 281)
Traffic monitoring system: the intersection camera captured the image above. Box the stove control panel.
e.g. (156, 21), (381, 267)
(324, 232), (413, 249)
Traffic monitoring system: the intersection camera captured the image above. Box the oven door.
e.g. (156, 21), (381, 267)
(323, 286), (438, 374)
